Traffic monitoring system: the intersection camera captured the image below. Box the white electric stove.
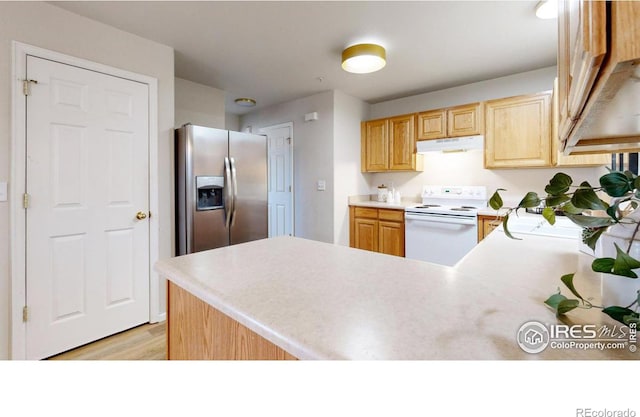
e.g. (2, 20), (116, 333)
(405, 186), (488, 266)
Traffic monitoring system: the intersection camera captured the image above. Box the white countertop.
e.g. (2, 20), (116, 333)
(155, 233), (636, 360)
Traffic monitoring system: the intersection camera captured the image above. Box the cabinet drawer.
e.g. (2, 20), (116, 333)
(354, 207), (378, 219)
(378, 209), (404, 222)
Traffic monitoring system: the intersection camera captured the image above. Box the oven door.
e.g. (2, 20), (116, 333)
(404, 212), (478, 266)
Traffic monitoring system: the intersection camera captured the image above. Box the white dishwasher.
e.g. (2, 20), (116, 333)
(405, 186), (487, 266)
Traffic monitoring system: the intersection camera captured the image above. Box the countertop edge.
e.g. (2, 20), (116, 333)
(155, 259), (334, 360)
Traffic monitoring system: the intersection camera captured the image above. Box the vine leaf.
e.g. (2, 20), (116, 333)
(546, 194), (571, 207)
(612, 243), (640, 278)
(560, 273), (584, 301)
(592, 244), (640, 278)
(603, 306), (640, 326)
(501, 213), (521, 240)
(592, 257), (616, 274)
(489, 189), (505, 210)
(581, 227), (606, 251)
(557, 299), (580, 315)
(560, 201), (584, 214)
(544, 292), (567, 310)
(545, 173), (572, 195)
(599, 172), (633, 197)
(564, 213), (613, 228)
(542, 207), (556, 225)
(545, 292), (579, 315)
(571, 181), (608, 210)
(518, 192), (541, 208)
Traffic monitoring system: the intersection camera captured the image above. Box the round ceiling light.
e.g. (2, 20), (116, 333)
(341, 43), (386, 74)
(234, 97), (257, 107)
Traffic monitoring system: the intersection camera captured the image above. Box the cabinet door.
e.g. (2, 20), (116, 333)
(417, 109), (446, 140)
(557, 0), (607, 142)
(378, 221), (404, 257)
(485, 92), (552, 169)
(477, 216), (501, 242)
(551, 77), (609, 167)
(354, 218), (378, 252)
(362, 119), (388, 172)
(389, 114), (416, 170)
(447, 103), (482, 137)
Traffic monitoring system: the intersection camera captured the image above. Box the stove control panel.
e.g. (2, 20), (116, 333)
(422, 185), (487, 200)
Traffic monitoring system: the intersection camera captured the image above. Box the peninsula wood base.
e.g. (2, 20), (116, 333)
(167, 281), (297, 360)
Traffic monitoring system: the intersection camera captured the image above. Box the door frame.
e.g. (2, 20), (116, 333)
(9, 41), (160, 359)
(260, 122), (294, 236)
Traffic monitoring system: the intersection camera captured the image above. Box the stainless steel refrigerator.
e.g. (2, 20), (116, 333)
(175, 124), (267, 255)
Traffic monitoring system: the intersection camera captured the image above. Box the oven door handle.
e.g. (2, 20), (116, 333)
(405, 213), (477, 226)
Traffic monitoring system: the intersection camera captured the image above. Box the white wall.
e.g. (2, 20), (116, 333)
(240, 91), (335, 243)
(0, 2), (175, 359)
(367, 66), (608, 203)
(175, 77), (225, 128)
(225, 113), (240, 132)
(333, 91), (370, 246)
(370, 67), (558, 118)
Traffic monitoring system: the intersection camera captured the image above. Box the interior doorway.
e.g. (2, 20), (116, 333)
(261, 123), (294, 237)
(10, 42), (160, 359)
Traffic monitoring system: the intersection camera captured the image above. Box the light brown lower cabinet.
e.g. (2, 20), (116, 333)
(349, 206), (405, 257)
(167, 281), (297, 360)
(477, 215), (502, 242)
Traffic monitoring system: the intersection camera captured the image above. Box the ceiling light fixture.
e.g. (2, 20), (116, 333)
(535, 0), (558, 19)
(341, 43), (386, 74)
(234, 97), (257, 107)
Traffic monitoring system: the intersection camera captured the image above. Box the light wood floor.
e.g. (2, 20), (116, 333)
(47, 322), (166, 360)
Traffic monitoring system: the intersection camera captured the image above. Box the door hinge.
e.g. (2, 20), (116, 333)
(22, 79), (38, 96)
(289, 185), (292, 192)
(22, 306), (29, 322)
(23, 193), (30, 209)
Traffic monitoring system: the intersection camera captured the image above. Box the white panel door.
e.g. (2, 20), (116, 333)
(25, 56), (150, 359)
(264, 125), (293, 237)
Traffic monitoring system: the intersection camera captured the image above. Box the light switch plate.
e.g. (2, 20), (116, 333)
(0, 182), (7, 202)
(317, 180), (326, 191)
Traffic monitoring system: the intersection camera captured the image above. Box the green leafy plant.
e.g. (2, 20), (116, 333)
(490, 170), (640, 327)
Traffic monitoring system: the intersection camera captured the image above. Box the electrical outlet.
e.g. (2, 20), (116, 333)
(317, 180), (326, 191)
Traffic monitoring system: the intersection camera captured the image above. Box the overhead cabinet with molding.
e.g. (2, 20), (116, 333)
(417, 102), (483, 140)
(558, 0), (640, 155)
(361, 114), (423, 172)
(484, 92), (552, 169)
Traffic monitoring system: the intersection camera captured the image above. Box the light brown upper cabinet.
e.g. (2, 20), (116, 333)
(558, 0), (640, 155)
(484, 92), (552, 169)
(361, 114), (423, 172)
(417, 102), (482, 140)
(362, 118), (388, 172)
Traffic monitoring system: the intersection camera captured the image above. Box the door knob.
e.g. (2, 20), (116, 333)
(136, 211), (148, 220)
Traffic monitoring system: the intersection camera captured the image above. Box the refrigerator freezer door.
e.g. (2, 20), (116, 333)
(229, 131), (268, 245)
(176, 125), (230, 254)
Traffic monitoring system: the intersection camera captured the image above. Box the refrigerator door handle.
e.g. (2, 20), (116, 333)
(230, 156), (238, 227)
(224, 156), (234, 229)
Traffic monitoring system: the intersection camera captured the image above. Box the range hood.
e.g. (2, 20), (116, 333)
(416, 135), (484, 153)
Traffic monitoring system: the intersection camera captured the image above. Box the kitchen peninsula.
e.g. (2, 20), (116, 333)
(155, 233), (636, 360)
